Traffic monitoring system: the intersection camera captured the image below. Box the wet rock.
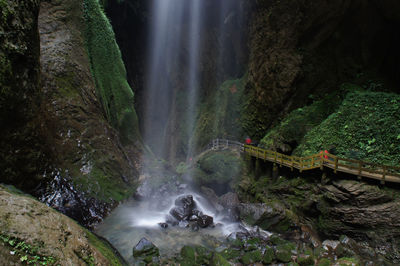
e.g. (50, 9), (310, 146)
(175, 194), (196, 217)
(189, 215), (198, 221)
(165, 214), (178, 226)
(297, 254), (314, 266)
(275, 242), (296, 263)
(132, 237), (159, 262)
(0, 186), (125, 265)
(175, 194), (195, 209)
(158, 223), (168, 229)
(241, 250), (263, 264)
(263, 246), (275, 264)
(238, 202), (296, 233)
(193, 209), (203, 217)
(170, 206), (187, 221)
(179, 220), (190, 228)
(191, 223), (200, 232)
(219, 192), (240, 221)
(197, 214), (214, 228)
(210, 252), (230, 266)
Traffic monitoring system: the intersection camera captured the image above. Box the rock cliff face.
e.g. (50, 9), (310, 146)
(0, 185), (125, 265)
(244, 0), (400, 140)
(0, 0), (142, 227)
(0, 0), (44, 190)
(36, 0), (141, 227)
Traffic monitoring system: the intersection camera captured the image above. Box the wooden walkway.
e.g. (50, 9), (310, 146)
(210, 139), (400, 184)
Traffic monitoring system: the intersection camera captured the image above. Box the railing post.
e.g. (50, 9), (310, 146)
(264, 150), (266, 161)
(290, 157), (294, 171)
(382, 166), (386, 185)
(300, 158), (303, 173)
(334, 157), (338, 174)
(311, 156), (314, 168)
(320, 155), (323, 170)
(358, 162), (362, 180)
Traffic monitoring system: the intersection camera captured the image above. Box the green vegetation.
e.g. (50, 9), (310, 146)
(260, 88), (346, 151)
(191, 150), (243, 189)
(0, 234), (57, 265)
(83, 0), (140, 144)
(191, 75), (247, 151)
(86, 230), (125, 265)
(294, 90), (400, 166)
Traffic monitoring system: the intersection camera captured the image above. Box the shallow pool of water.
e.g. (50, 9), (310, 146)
(95, 192), (243, 263)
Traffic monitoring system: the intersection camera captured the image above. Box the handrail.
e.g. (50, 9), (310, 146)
(208, 139), (400, 185)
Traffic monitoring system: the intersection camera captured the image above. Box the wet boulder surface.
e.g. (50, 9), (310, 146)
(167, 195), (214, 229)
(132, 237), (160, 263)
(0, 185), (125, 265)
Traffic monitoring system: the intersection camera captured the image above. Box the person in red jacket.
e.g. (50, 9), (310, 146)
(245, 137), (252, 145)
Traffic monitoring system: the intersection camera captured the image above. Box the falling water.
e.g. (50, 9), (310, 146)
(142, 0), (186, 159)
(96, 1), (251, 263)
(142, 0), (245, 162)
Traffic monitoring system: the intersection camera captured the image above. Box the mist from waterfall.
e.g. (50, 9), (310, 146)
(142, 0), (244, 162)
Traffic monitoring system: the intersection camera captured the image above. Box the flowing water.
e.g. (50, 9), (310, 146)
(95, 189), (250, 263)
(96, 0), (249, 263)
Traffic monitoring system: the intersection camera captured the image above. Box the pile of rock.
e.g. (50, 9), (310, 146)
(162, 195), (214, 230)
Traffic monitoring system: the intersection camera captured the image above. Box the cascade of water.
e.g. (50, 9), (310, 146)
(185, 0), (203, 159)
(143, 0), (186, 159)
(142, 0), (244, 162)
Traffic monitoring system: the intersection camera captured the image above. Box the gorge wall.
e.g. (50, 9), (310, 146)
(0, 0), (142, 227)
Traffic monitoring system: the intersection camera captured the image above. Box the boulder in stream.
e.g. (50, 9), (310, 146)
(197, 214), (214, 228)
(132, 237), (160, 263)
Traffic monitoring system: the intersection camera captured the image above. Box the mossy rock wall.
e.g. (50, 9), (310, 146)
(30, 0), (143, 226)
(191, 76), (247, 152)
(0, 185), (126, 265)
(294, 90), (400, 166)
(244, 0), (400, 141)
(0, 0), (48, 189)
(83, 0), (140, 145)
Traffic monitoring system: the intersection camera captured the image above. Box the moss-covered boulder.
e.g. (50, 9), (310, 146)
(275, 242), (296, 263)
(240, 249), (263, 264)
(295, 90), (400, 166)
(191, 150), (244, 194)
(0, 185), (125, 265)
(191, 76), (247, 150)
(83, 0), (140, 145)
(263, 246), (275, 264)
(210, 252), (230, 266)
(35, 0), (142, 226)
(133, 238), (159, 263)
(297, 254), (315, 266)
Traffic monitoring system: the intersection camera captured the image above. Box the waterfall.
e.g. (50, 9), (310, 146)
(142, 0), (244, 163)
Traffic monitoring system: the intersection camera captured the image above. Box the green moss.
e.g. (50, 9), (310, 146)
(73, 164), (136, 203)
(219, 248), (241, 261)
(86, 231), (125, 265)
(336, 257), (360, 266)
(317, 258), (332, 266)
(297, 254), (315, 266)
(0, 234), (57, 265)
(210, 252), (230, 266)
(83, 0), (140, 144)
(180, 246), (196, 262)
(294, 90), (400, 166)
(275, 242), (296, 263)
(260, 88), (347, 151)
(191, 150), (243, 188)
(263, 246), (275, 264)
(191, 75), (247, 151)
(240, 250), (262, 264)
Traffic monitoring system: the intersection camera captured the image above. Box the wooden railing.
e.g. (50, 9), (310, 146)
(209, 139), (400, 184)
